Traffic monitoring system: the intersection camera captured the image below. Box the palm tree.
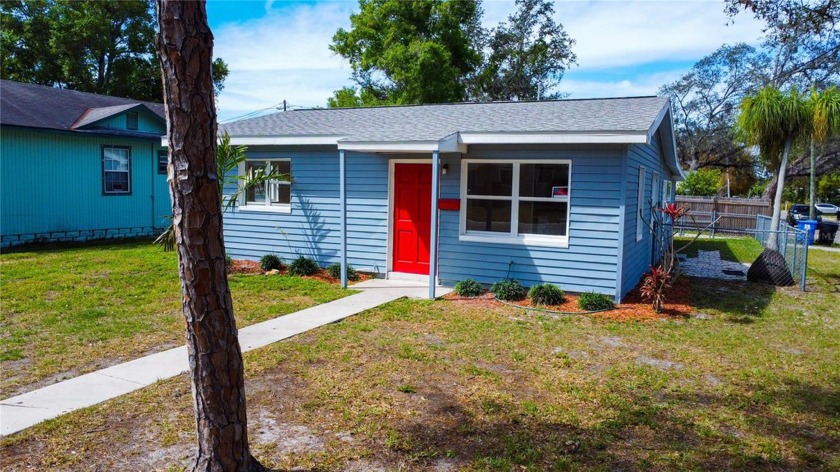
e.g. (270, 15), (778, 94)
(737, 86), (810, 250)
(808, 86), (840, 219)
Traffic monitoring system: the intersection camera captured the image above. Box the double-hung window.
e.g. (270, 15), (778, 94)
(240, 159), (291, 212)
(102, 146), (131, 195)
(460, 160), (571, 247)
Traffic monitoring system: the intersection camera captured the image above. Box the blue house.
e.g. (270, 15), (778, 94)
(216, 97), (683, 301)
(1, 80), (170, 247)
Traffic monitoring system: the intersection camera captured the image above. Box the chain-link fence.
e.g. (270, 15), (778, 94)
(754, 215), (808, 291)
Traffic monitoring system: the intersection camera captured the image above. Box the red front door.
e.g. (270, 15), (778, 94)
(392, 163), (432, 274)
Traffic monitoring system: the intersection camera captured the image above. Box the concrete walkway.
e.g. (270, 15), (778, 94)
(0, 279), (451, 436)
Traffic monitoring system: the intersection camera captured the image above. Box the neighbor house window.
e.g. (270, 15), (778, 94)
(636, 166), (646, 241)
(102, 146), (131, 194)
(240, 159), (291, 212)
(126, 112), (138, 130)
(157, 150), (167, 174)
(460, 160), (571, 246)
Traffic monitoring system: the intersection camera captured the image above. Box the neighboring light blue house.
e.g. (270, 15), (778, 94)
(216, 97), (684, 301)
(1, 80), (170, 247)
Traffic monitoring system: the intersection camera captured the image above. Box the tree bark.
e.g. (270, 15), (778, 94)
(155, 2), (260, 471)
(768, 138), (793, 250)
(809, 137), (817, 219)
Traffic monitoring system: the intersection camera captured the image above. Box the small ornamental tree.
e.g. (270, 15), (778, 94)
(640, 202), (719, 313)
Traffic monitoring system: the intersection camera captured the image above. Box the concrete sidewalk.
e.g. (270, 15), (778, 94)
(0, 279), (451, 436)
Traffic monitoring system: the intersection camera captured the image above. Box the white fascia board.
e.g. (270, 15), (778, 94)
(336, 140), (440, 153)
(458, 131), (648, 145)
(229, 135), (341, 146)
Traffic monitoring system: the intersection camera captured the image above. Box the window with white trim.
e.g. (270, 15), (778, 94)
(662, 180), (673, 203)
(636, 166), (646, 241)
(241, 159), (291, 212)
(157, 150), (167, 174)
(460, 160), (571, 246)
(102, 146), (131, 194)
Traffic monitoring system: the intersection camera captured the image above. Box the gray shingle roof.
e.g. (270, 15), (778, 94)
(0, 80), (164, 132)
(221, 96), (669, 142)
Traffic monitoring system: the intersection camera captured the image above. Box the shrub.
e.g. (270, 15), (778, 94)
(259, 253), (283, 271)
(578, 291), (615, 311)
(640, 265), (672, 313)
(327, 262), (359, 281)
(528, 283), (565, 305)
(454, 278), (485, 297)
(225, 254), (233, 270)
(491, 279), (527, 301)
(289, 256), (319, 276)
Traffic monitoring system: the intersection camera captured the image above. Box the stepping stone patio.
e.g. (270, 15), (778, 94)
(678, 250), (751, 281)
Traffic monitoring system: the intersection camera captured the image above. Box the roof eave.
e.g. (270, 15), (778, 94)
(459, 131), (649, 145)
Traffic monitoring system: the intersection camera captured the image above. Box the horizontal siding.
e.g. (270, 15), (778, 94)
(621, 131), (667, 297)
(437, 148), (623, 296)
(223, 149), (390, 273)
(1, 127), (170, 241)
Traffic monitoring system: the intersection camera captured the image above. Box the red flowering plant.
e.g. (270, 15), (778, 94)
(639, 201), (719, 313)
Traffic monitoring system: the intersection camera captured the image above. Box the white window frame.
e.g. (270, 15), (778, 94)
(458, 159), (571, 248)
(636, 166), (646, 242)
(663, 180), (673, 204)
(650, 172), (660, 236)
(102, 146), (131, 195)
(237, 158), (292, 213)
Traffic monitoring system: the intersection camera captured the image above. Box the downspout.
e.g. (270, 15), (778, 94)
(429, 150), (440, 299)
(339, 149), (347, 288)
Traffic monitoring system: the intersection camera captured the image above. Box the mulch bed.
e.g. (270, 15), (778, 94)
(228, 259), (371, 284)
(444, 277), (693, 322)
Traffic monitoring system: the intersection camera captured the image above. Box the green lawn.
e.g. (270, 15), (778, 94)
(0, 239), (350, 397)
(675, 235), (764, 263)
(1, 239), (838, 471)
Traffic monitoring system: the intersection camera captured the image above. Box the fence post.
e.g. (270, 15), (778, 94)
(800, 233), (808, 291)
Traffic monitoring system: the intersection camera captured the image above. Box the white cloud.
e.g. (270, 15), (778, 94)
(212, 0), (767, 120)
(213, 1), (356, 119)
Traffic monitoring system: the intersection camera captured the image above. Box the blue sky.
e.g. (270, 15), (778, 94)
(205, 0), (766, 121)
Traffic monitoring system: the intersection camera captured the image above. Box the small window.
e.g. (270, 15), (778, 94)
(663, 180), (673, 204)
(636, 166), (646, 242)
(103, 146), (131, 194)
(126, 112), (139, 130)
(157, 150), (167, 174)
(461, 160), (571, 246)
(241, 159), (291, 212)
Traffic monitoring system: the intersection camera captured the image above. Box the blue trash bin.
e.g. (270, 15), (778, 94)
(797, 219), (818, 245)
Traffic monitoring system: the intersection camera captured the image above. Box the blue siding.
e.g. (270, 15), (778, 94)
(620, 131), (674, 298)
(437, 146), (623, 297)
(91, 109), (164, 134)
(1, 127), (170, 246)
(223, 148), (390, 273)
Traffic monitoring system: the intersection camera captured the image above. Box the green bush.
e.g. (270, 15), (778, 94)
(259, 253), (283, 271)
(225, 254), (233, 270)
(454, 278), (485, 297)
(528, 283), (565, 305)
(578, 291), (615, 311)
(289, 256), (319, 276)
(327, 262), (359, 281)
(491, 279), (527, 301)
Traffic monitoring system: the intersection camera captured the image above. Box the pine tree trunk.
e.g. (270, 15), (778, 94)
(155, 2), (260, 471)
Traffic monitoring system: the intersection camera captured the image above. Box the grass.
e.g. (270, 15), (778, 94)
(675, 235), (764, 263)
(1, 239), (838, 470)
(0, 239), (350, 397)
